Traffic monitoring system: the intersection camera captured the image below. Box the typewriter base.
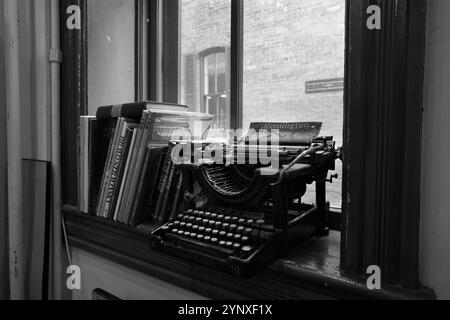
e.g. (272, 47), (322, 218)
(150, 204), (325, 278)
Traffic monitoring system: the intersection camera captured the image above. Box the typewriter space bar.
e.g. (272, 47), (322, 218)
(165, 234), (234, 259)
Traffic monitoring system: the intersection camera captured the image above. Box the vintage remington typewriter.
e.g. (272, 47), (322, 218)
(150, 122), (340, 277)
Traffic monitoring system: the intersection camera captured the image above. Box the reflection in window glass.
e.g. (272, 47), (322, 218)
(243, 0), (345, 207)
(180, 0), (231, 128)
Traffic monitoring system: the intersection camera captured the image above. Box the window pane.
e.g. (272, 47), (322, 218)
(87, 0), (135, 115)
(243, 0), (345, 208)
(180, 0), (231, 128)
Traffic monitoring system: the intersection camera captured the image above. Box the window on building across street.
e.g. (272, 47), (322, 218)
(178, 0), (344, 208)
(200, 47), (230, 128)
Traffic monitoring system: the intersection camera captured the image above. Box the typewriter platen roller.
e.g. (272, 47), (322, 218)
(150, 126), (340, 278)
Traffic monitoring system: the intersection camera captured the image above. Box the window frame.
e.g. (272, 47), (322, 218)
(60, 0), (428, 291)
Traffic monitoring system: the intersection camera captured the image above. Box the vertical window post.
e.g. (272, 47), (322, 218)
(230, 0), (243, 129)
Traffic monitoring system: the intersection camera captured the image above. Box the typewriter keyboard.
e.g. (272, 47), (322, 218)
(150, 208), (284, 277)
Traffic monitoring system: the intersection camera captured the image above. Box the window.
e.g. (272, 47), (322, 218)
(200, 48), (230, 128)
(177, 0), (345, 208)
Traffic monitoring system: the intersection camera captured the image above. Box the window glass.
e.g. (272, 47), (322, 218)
(180, 0), (231, 129)
(243, 0), (345, 207)
(87, 0), (136, 115)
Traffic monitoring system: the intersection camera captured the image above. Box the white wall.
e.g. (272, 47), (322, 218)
(87, 0), (136, 115)
(420, 0), (450, 300)
(0, 0), (10, 300)
(71, 249), (205, 300)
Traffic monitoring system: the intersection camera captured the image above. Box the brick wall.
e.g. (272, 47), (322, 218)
(181, 0), (345, 206)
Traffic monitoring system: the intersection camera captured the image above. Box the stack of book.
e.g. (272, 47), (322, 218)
(78, 101), (213, 226)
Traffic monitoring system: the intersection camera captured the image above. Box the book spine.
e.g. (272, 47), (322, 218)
(147, 148), (166, 220)
(168, 170), (183, 222)
(108, 126), (133, 220)
(98, 118), (124, 217)
(87, 119), (98, 214)
(117, 111), (148, 223)
(128, 147), (151, 226)
(94, 120), (116, 215)
(122, 112), (155, 223)
(154, 143), (175, 222)
(113, 128), (137, 221)
(101, 122), (130, 218)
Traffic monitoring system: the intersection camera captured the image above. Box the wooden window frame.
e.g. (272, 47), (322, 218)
(60, 0), (428, 291)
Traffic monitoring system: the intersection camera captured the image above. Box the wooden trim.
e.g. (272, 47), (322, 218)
(162, 0), (180, 103)
(230, 0), (244, 129)
(342, 0), (427, 288)
(60, 0), (88, 206)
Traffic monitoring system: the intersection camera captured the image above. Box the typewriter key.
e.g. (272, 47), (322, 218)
(215, 221), (222, 229)
(232, 217), (240, 224)
(244, 228), (253, 236)
(219, 231), (227, 238)
(237, 226), (245, 234)
(198, 226), (206, 233)
(242, 245), (253, 252)
(192, 225), (199, 232)
(223, 216), (232, 223)
(204, 236), (212, 243)
(234, 234), (242, 241)
(226, 241), (233, 248)
(197, 234), (205, 241)
(241, 236), (250, 243)
(172, 228), (179, 234)
(205, 228), (212, 234)
(190, 233), (197, 239)
(173, 221), (180, 227)
(211, 238), (219, 245)
(217, 214), (225, 221)
(222, 223), (230, 231)
(219, 241), (227, 247)
(246, 219), (255, 226)
(186, 209), (194, 214)
(208, 220), (216, 228)
(202, 219), (209, 226)
(184, 232), (191, 237)
(229, 224), (238, 232)
(186, 223), (193, 230)
(204, 212), (212, 218)
(233, 243), (241, 250)
(193, 210), (200, 216)
(180, 222), (187, 228)
(177, 214), (184, 220)
(177, 230), (184, 236)
(195, 217), (203, 224)
(226, 233), (234, 240)
(212, 229), (220, 237)
(188, 216), (196, 223)
(197, 211), (205, 217)
(161, 226), (170, 232)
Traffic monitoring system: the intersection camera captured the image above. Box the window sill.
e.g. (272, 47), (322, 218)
(62, 205), (434, 300)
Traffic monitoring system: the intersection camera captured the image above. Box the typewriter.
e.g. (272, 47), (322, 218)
(150, 122), (340, 277)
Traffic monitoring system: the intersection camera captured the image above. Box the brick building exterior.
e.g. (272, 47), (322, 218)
(180, 0), (345, 206)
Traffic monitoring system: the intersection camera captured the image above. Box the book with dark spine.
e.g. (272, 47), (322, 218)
(113, 128), (138, 221)
(122, 112), (156, 223)
(154, 143), (176, 223)
(116, 112), (148, 222)
(128, 146), (166, 226)
(168, 172), (183, 222)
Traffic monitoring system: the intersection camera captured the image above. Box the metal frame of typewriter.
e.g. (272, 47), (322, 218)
(150, 137), (339, 278)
